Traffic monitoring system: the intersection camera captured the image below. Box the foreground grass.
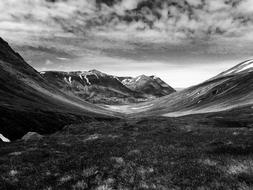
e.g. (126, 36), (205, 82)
(1, 116), (253, 190)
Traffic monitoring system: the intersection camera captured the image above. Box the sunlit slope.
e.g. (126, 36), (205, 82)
(106, 60), (253, 117)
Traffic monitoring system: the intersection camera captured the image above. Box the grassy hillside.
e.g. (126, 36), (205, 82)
(0, 107), (253, 189)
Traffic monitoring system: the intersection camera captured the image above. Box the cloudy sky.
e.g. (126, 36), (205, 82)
(1, 0), (253, 87)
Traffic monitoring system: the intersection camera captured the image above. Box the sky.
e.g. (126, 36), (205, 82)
(0, 0), (253, 88)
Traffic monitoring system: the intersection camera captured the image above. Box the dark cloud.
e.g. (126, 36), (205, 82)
(1, 0), (253, 43)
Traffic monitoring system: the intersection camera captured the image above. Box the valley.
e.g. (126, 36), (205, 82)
(0, 37), (253, 189)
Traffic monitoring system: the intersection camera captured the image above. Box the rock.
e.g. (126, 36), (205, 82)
(21, 132), (43, 141)
(111, 157), (125, 165)
(9, 151), (23, 156)
(0, 134), (10, 142)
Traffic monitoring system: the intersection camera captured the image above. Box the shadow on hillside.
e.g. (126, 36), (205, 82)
(210, 144), (253, 156)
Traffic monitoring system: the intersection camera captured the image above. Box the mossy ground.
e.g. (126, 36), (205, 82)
(1, 115), (253, 190)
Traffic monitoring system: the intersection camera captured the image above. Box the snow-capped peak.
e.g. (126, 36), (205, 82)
(150, 75), (158, 80)
(113, 76), (121, 82)
(122, 78), (132, 85)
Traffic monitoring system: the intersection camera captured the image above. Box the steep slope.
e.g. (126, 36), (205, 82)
(0, 37), (116, 140)
(107, 60), (253, 117)
(213, 59), (253, 79)
(121, 75), (176, 98)
(41, 70), (145, 104)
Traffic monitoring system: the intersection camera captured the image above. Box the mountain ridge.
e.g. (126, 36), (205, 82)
(0, 37), (117, 140)
(40, 70), (176, 104)
(105, 59), (253, 117)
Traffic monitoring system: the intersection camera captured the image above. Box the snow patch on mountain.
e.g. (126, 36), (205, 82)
(131, 104), (154, 110)
(84, 75), (91, 85)
(0, 134), (10, 142)
(136, 76), (141, 82)
(64, 77), (68, 83)
(235, 60), (253, 72)
(113, 76), (121, 82)
(222, 59), (253, 75)
(68, 77), (72, 84)
(152, 75), (158, 79)
(93, 72), (99, 79)
(122, 78), (132, 85)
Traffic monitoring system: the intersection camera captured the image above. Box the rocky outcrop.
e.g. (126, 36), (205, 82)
(21, 132), (44, 141)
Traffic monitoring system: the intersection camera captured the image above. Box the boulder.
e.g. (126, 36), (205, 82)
(0, 134), (10, 142)
(22, 132), (43, 141)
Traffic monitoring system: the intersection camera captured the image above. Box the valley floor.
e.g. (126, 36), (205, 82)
(0, 112), (253, 190)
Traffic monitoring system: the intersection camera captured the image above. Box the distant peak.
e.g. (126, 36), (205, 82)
(150, 75), (159, 79)
(88, 69), (102, 73)
(88, 69), (107, 77)
(137, 74), (150, 79)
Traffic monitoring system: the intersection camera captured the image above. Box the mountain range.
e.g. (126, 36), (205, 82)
(108, 59), (253, 117)
(0, 37), (175, 140)
(0, 37), (253, 141)
(40, 70), (175, 104)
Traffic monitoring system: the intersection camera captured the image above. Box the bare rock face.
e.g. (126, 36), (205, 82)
(21, 132), (43, 141)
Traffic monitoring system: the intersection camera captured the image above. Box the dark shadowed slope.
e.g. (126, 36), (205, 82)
(0, 37), (117, 140)
(106, 60), (253, 117)
(40, 70), (145, 104)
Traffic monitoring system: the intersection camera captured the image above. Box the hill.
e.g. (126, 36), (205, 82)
(0, 37), (117, 140)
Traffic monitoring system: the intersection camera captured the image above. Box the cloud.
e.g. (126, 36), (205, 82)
(237, 0), (253, 13)
(0, 0), (253, 44)
(1, 0), (253, 89)
(114, 0), (143, 14)
(45, 59), (54, 65)
(206, 0), (230, 11)
(185, 0), (202, 7)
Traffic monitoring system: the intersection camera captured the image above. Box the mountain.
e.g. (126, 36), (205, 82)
(211, 59), (253, 79)
(107, 59), (253, 117)
(40, 70), (146, 104)
(0, 37), (116, 140)
(41, 71), (175, 104)
(121, 75), (176, 98)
